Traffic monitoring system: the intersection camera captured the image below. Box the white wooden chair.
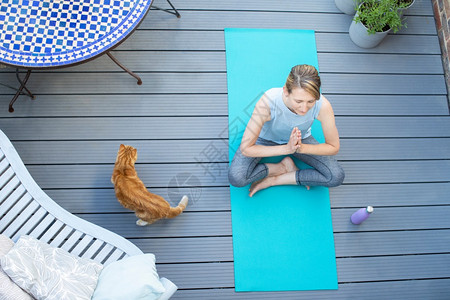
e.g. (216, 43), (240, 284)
(0, 129), (177, 299)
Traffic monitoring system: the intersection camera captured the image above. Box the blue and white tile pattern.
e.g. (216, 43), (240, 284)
(0, 0), (152, 67)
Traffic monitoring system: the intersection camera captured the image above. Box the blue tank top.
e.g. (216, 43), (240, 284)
(259, 87), (323, 144)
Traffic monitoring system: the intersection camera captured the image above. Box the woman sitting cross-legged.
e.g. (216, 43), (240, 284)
(228, 64), (345, 197)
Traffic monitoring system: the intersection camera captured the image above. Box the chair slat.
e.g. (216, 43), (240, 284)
(49, 225), (74, 248)
(103, 248), (125, 265)
(12, 207), (47, 240)
(0, 192), (32, 232)
(0, 157), (9, 174)
(94, 243), (115, 263)
(70, 234), (94, 256)
(2, 200), (39, 237)
(28, 214), (56, 240)
(81, 239), (105, 261)
(0, 184), (26, 215)
(60, 230), (84, 252)
(0, 168), (14, 189)
(39, 220), (64, 243)
(0, 176), (20, 203)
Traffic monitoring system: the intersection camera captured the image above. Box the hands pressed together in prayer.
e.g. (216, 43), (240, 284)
(287, 127), (303, 154)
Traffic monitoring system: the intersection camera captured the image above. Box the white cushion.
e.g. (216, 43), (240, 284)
(0, 235), (34, 300)
(0, 235), (103, 300)
(92, 254), (165, 300)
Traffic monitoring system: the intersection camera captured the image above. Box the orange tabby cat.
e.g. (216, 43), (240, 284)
(111, 144), (188, 226)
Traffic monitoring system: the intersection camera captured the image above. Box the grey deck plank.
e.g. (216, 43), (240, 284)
(329, 95), (449, 116)
(25, 163), (227, 189)
(316, 32), (442, 54)
(320, 74), (447, 94)
(171, 279), (450, 300)
(100, 30), (441, 55)
(78, 205), (450, 240)
(43, 181), (450, 216)
(1, 116), (449, 140)
(6, 52), (441, 75)
(331, 182), (450, 207)
(54, 51), (226, 72)
(51, 51), (450, 75)
(22, 159), (449, 189)
(336, 117), (450, 138)
(112, 31), (442, 54)
(44, 182), (450, 216)
(0, 73), (444, 95)
(0, 117), (229, 140)
(334, 229), (450, 257)
(46, 187), (230, 213)
(1, 94), (448, 118)
(318, 53), (444, 74)
(130, 229), (450, 264)
(332, 206), (450, 232)
(0, 73), (228, 94)
(116, 30), (225, 51)
(131, 237), (234, 263)
(337, 254), (450, 282)
(141, 11), (436, 35)
(10, 137), (449, 166)
(342, 160), (450, 184)
(12, 140), (229, 164)
(156, 262), (234, 289)
(0, 94), (228, 118)
(79, 212), (231, 238)
(338, 138), (450, 160)
(164, 0), (433, 16)
(156, 254), (450, 289)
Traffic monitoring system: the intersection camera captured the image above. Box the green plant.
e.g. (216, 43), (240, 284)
(353, 0), (410, 34)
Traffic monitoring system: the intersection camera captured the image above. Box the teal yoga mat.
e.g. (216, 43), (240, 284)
(225, 28), (338, 292)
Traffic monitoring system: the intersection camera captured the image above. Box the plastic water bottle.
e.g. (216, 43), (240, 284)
(350, 206), (374, 225)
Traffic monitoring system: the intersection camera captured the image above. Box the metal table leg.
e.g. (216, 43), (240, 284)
(9, 69), (34, 113)
(107, 52), (142, 85)
(152, 0), (181, 18)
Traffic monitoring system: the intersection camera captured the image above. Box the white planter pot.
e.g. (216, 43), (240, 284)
(335, 0), (361, 15)
(349, 17), (391, 48)
(399, 0), (415, 16)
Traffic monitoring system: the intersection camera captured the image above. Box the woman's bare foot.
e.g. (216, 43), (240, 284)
(249, 157), (311, 196)
(266, 156), (299, 177)
(281, 157), (310, 190)
(280, 156), (298, 173)
(249, 176), (275, 197)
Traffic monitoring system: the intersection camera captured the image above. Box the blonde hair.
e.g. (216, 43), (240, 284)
(285, 64), (321, 99)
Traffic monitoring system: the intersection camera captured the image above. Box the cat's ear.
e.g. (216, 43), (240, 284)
(119, 144), (125, 151)
(133, 148), (138, 157)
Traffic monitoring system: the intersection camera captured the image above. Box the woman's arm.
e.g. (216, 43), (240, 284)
(298, 96), (340, 156)
(240, 94), (300, 157)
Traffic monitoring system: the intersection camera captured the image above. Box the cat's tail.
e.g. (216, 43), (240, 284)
(167, 195), (189, 219)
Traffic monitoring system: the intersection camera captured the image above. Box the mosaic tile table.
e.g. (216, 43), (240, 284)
(0, 0), (179, 112)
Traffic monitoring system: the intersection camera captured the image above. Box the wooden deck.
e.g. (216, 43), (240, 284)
(1, 0), (449, 298)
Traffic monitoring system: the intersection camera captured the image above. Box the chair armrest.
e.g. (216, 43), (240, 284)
(158, 277), (178, 300)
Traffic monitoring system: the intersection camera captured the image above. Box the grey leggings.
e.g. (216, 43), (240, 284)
(228, 136), (345, 188)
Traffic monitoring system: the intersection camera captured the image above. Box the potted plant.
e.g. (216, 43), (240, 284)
(349, 0), (410, 48)
(398, 0), (415, 16)
(335, 0), (362, 15)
